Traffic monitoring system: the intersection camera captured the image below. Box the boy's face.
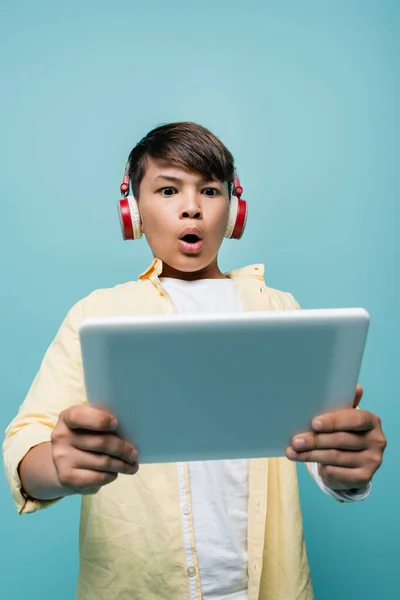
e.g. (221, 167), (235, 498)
(138, 157), (230, 279)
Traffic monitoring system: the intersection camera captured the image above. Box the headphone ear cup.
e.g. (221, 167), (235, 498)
(225, 196), (248, 239)
(118, 196), (142, 240)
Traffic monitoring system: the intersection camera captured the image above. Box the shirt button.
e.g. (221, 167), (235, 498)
(182, 504), (191, 515)
(187, 566), (197, 578)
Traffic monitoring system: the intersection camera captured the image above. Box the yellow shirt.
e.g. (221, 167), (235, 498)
(2, 259), (313, 600)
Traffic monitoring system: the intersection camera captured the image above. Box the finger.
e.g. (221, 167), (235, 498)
(74, 451), (139, 475)
(72, 432), (138, 464)
(63, 468), (119, 492)
(318, 465), (370, 490)
(292, 430), (368, 452)
(63, 406), (118, 432)
(311, 409), (376, 434)
(353, 385), (363, 408)
(286, 447), (364, 467)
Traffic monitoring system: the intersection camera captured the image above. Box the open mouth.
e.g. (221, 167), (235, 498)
(178, 233), (204, 253)
(180, 234), (201, 244)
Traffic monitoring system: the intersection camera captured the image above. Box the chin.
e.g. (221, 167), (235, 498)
(161, 252), (218, 276)
(176, 257), (210, 272)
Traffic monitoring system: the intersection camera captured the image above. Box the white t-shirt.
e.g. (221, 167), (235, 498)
(161, 276), (244, 315)
(160, 276), (370, 600)
(161, 277), (248, 600)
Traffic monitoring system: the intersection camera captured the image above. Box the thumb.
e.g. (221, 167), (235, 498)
(353, 384), (363, 408)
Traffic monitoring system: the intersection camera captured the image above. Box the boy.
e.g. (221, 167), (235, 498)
(3, 122), (386, 600)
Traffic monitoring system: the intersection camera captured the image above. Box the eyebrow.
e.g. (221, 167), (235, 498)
(154, 174), (219, 184)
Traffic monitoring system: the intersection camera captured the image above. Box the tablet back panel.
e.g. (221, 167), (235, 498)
(79, 309), (369, 462)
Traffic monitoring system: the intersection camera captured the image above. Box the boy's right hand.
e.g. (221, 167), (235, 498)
(51, 405), (138, 495)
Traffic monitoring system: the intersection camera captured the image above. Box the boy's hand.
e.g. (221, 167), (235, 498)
(51, 405), (138, 495)
(285, 385), (387, 490)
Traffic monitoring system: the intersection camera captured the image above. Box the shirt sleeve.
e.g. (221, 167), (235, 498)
(2, 300), (87, 515)
(307, 462), (371, 503)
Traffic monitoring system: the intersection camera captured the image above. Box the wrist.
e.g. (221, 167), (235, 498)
(19, 442), (73, 501)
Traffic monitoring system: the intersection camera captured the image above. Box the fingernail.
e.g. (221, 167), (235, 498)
(128, 462), (139, 474)
(293, 437), (305, 449)
(312, 419), (323, 431)
(129, 449), (138, 463)
(286, 448), (298, 460)
(111, 419), (118, 430)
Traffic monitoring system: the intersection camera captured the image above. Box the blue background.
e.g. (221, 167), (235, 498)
(1, 1), (398, 597)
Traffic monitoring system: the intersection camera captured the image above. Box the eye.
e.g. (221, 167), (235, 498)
(159, 187), (177, 196)
(202, 187), (220, 197)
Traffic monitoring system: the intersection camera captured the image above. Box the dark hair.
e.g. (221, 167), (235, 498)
(127, 122), (235, 199)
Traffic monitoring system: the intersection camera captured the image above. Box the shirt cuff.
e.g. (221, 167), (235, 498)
(2, 424), (61, 514)
(308, 462), (371, 503)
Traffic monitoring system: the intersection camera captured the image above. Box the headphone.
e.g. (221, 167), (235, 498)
(117, 165), (248, 241)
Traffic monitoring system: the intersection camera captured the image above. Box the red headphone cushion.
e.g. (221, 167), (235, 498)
(231, 198), (248, 239)
(119, 198), (134, 240)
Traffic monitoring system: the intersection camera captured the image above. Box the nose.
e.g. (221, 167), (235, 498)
(180, 193), (202, 220)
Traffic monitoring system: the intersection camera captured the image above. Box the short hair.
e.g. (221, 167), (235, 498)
(127, 121), (235, 199)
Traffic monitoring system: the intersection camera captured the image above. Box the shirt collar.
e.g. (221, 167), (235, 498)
(138, 258), (163, 281)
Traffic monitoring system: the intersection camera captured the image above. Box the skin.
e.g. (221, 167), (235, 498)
(286, 385), (387, 490)
(19, 158), (386, 500)
(138, 157), (231, 280)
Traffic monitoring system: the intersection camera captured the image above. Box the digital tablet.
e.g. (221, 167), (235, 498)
(79, 308), (370, 463)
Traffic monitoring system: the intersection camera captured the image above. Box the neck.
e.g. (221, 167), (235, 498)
(161, 260), (225, 281)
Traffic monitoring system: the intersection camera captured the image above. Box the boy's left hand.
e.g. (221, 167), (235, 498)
(285, 385), (387, 490)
